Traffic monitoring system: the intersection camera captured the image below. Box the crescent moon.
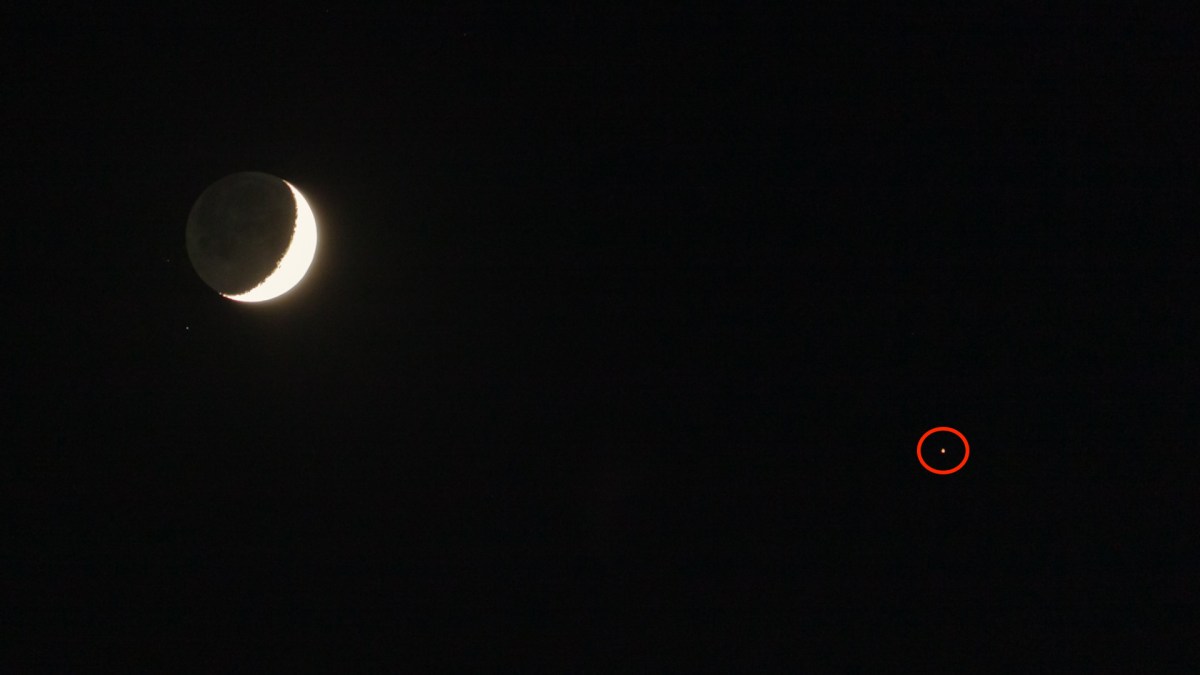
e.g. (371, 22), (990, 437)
(223, 181), (318, 303)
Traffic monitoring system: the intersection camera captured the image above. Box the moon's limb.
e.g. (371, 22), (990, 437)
(223, 181), (318, 302)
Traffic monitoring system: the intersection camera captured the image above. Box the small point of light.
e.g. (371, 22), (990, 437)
(940, 448), (945, 454)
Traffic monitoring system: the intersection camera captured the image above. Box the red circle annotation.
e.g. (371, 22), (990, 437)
(917, 426), (969, 475)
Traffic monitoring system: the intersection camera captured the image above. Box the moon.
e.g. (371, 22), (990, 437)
(185, 172), (318, 302)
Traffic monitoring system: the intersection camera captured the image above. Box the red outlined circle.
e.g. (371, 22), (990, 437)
(917, 426), (969, 475)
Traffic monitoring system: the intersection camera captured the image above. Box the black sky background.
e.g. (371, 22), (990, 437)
(5, 5), (1199, 669)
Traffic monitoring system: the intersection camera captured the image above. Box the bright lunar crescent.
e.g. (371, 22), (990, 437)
(185, 172), (318, 302)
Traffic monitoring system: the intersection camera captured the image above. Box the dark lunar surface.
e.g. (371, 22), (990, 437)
(185, 172), (296, 295)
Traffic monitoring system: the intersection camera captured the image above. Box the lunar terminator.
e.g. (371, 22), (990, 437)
(186, 171), (317, 302)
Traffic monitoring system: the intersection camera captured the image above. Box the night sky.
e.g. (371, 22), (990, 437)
(6, 6), (1199, 669)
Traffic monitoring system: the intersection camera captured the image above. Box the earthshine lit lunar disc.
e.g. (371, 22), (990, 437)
(185, 172), (318, 302)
